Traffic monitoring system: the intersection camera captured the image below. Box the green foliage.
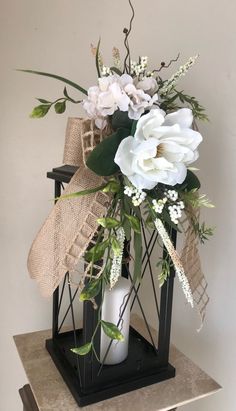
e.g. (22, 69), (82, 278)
(162, 209), (182, 233)
(130, 120), (138, 136)
(122, 197), (131, 241)
(111, 110), (133, 131)
(101, 320), (124, 341)
(71, 342), (92, 356)
(56, 183), (107, 200)
(182, 190), (214, 209)
(193, 222), (215, 244)
(18, 69), (88, 95)
(124, 214), (141, 234)
(86, 128), (130, 176)
(110, 66), (123, 76)
(175, 170), (201, 192)
(84, 239), (109, 262)
(96, 38), (101, 77)
(133, 232), (142, 284)
(145, 214), (155, 230)
(156, 258), (171, 287)
(79, 279), (101, 301)
(111, 236), (121, 256)
(30, 104), (51, 118)
(102, 179), (120, 193)
(176, 90), (208, 121)
(54, 100), (66, 114)
(159, 87), (208, 121)
(37, 98), (51, 104)
(97, 217), (120, 229)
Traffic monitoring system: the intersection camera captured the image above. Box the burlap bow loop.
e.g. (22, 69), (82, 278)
(27, 118), (111, 297)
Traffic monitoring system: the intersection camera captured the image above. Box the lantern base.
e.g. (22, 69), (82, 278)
(46, 326), (175, 407)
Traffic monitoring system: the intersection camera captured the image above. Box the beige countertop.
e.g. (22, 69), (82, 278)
(14, 315), (221, 411)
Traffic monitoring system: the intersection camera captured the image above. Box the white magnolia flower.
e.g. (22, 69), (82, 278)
(82, 74), (158, 129)
(114, 108), (202, 190)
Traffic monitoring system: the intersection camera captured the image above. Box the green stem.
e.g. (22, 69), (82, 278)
(18, 69), (88, 95)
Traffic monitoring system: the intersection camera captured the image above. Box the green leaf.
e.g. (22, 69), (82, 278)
(86, 128), (130, 176)
(111, 236), (121, 256)
(122, 196), (131, 240)
(63, 87), (69, 98)
(71, 342), (92, 356)
(175, 170), (200, 192)
(102, 179), (120, 193)
(18, 69), (88, 95)
(96, 38), (101, 77)
(145, 214), (155, 230)
(125, 214), (141, 234)
(63, 86), (78, 103)
(37, 98), (51, 104)
(30, 104), (51, 118)
(123, 219), (131, 241)
(130, 120), (138, 136)
(101, 320), (124, 341)
(85, 239), (109, 262)
(111, 110), (133, 131)
(54, 100), (66, 114)
(97, 217), (120, 229)
(162, 209), (182, 233)
(110, 66), (123, 76)
(80, 279), (101, 301)
(56, 183), (107, 200)
(133, 232), (142, 284)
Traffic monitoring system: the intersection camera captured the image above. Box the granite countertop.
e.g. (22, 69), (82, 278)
(14, 315), (221, 411)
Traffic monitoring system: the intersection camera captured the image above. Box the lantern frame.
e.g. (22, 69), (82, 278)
(45, 165), (176, 407)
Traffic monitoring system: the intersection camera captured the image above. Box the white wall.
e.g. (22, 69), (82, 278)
(1, 0), (235, 410)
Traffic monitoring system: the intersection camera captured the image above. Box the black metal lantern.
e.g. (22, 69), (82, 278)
(46, 165), (176, 407)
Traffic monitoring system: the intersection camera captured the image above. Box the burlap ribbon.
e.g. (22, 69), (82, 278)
(181, 208), (209, 327)
(28, 117), (209, 324)
(27, 118), (111, 297)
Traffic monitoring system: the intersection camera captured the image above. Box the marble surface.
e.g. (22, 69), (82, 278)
(14, 315), (221, 411)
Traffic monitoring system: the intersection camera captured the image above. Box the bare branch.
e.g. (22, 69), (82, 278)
(153, 53), (180, 73)
(123, 0), (135, 73)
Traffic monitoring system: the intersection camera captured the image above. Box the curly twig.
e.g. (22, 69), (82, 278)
(153, 53), (180, 73)
(123, 0), (135, 73)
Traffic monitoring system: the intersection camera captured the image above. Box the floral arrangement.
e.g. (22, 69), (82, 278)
(21, 1), (214, 355)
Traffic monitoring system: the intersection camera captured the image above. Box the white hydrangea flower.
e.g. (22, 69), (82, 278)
(122, 78), (158, 120)
(136, 76), (158, 96)
(82, 74), (158, 129)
